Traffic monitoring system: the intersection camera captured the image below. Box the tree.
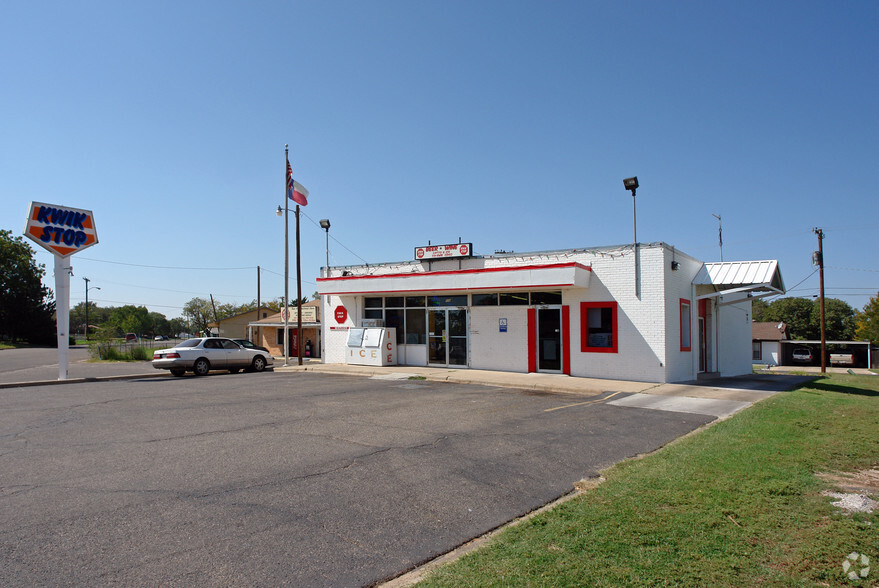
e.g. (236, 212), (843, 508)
(751, 298), (769, 322)
(107, 305), (152, 336)
(762, 297), (815, 339)
(0, 229), (56, 344)
(182, 297), (215, 335)
(149, 312), (170, 337)
(759, 296), (858, 341)
(855, 292), (879, 344)
(816, 298), (857, 341)
(168, 317), (189, 337)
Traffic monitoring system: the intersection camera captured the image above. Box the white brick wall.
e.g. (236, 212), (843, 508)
(318, 243), (757, 383)
(470, 306), (529, 372)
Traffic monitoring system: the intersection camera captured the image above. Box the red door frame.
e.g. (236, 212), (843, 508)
(527, 306), (570, 375)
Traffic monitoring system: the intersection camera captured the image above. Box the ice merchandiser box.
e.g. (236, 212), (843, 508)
(345, 327), (397, 366)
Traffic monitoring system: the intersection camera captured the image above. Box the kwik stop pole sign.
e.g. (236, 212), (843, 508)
(24, 202), (99, 379)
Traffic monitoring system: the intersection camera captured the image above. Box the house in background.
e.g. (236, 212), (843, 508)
(208, 307), (274, 341)
(248, 300), (322, 359)
(752, 321), (789, 366)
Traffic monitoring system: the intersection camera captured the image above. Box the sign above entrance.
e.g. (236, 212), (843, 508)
(415, 243), (473, 260)
(24, 201), (98, 257)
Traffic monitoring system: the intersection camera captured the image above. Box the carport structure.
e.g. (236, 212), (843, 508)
(779, 339), (877, 369)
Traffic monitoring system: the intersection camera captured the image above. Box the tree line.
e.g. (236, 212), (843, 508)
(752, 296), (879, 343)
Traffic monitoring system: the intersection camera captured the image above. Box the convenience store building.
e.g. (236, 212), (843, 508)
(316, 242), (785, 383)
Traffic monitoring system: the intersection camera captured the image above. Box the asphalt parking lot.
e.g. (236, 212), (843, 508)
(1, 371), (714, 586)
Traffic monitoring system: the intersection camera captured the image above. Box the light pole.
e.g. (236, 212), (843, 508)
(319, 219), (331, 276)
(623, 176), (640, 297)
(83, 277), (100, 341)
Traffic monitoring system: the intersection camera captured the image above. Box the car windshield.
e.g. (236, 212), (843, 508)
(178, 339), (202, 347)
(236, 340), (254, 348)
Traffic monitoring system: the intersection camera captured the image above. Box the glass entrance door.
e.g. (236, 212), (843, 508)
(428, 308), (468, 366)
(537, 307), (562, 372)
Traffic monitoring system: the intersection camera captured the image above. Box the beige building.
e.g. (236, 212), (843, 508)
(249, 300), (322, 359)
(208, 307), (275, 341)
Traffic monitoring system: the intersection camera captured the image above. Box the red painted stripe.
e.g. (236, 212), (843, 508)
(316, 262), (592, 283)
(562, 305), (571, 375)
(319, 283), (578, 296)
(527, 308), (537, 373)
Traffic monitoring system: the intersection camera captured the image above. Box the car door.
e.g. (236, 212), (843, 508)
(221, 338), (250, 368)
(202, 338), (227, 368)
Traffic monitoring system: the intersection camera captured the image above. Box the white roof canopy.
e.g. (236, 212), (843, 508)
(317, 262), (592, 296)
(694, 260), (785, 303)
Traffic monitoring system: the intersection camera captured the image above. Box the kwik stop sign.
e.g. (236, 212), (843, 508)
(23, 202), (99, 380)
(24, 202), (98, 256)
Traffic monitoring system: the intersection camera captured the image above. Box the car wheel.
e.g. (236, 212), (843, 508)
(193, 358), (210, 376)
(170, 369), (185, 377)
(251, 356), (266, 372)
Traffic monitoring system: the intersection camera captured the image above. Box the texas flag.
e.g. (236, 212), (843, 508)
(286, 160), (309, 206)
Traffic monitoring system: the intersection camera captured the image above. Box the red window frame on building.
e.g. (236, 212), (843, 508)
(580, 301), (618, 353)
(680, 298), (692, 352)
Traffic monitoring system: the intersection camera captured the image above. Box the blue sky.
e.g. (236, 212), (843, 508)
(2, 0), (877, 318)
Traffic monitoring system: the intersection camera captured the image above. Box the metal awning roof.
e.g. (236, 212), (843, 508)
(694, 260), (785, 302)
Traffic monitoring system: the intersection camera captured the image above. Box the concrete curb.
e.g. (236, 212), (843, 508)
(276, 364), (655, 397)
(0, 372), (165, 390)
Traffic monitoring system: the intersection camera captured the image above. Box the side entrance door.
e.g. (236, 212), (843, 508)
(537, 307), (562, 373)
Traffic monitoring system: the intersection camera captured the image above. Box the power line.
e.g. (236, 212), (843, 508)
(299, 210), (369, 265)
(77, 256), (255, 271)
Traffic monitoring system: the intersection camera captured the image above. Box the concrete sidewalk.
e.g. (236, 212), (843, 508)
(276, 362), (814, 405)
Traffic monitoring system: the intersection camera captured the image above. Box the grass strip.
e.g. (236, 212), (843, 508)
(421, 373), (878, 587)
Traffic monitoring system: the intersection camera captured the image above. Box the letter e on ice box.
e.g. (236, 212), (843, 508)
(345, 327), (397, 366)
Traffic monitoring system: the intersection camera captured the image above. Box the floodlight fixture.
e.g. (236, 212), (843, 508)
(623, 176), (639, 194)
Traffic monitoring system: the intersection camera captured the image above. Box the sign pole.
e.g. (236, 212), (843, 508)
(55, 256), (71, 380)
(23, 201), (98, 381)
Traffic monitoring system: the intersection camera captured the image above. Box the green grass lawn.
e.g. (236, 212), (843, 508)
(421, 373), (879, 587)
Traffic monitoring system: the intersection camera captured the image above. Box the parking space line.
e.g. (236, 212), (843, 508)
(544, 391), (626, 412)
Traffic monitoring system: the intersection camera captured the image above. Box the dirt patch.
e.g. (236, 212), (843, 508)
(817, 467), (879, 514)
(817, 468), (879, 494)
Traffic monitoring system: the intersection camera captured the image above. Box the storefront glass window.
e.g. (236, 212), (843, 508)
(385, 296), (404, 308)
(428, 295), (468, 307)
(499, 292), (529, 305)
(364, 297), (383, 308)
(405, 308), (426, 344)
(385, 308), (405, 344)
(405, 296), (426, 308)
(472, 293), (498, 306)
(531, 291), (562, 305)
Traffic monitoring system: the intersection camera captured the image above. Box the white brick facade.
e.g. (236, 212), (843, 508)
(317, 243), (782, 383)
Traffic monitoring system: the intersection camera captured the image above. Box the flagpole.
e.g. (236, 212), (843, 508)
(296, 203), (303, 366)
(283, 145), (289, 367)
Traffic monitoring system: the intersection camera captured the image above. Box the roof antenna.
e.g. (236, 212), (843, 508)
(712, 214), (723, 261)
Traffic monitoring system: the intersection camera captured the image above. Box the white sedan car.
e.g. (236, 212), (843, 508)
(153, 337), (274, 377)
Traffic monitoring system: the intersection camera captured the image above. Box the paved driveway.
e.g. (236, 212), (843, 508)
(1, 372), (714, 586)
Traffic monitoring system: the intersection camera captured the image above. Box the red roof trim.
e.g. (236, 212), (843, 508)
(320, 283), (577, 296)
(316, 262), (592, 283)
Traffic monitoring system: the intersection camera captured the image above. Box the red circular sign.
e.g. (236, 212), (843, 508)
(459, 244), (469, 256)
(334, 306), (348, 324)
(416, 248), (425, 259)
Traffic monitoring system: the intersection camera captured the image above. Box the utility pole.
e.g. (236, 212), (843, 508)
(813, 228), (826, 373)
(84, 277), (90, 341)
